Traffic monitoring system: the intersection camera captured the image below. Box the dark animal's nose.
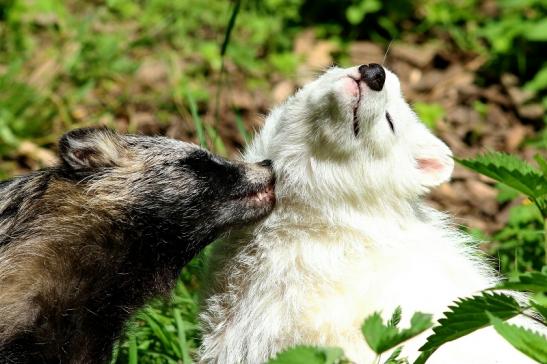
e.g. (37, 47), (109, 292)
(358, 63), (385, 91)
(258, 159), (272, 168)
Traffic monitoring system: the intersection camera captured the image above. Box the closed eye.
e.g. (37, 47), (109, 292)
(386, 112), (395, 133)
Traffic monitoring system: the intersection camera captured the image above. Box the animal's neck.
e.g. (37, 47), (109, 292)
(276, 194), (423, 227)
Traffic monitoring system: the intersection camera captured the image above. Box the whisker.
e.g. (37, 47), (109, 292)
(382, 39), (394, 66)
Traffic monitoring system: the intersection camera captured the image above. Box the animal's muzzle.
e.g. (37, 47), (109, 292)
(257, 159), (272, 168)
(358, 63), (385, 91)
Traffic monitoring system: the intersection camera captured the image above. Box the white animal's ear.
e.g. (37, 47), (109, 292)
(59, 127), (126, 170)
(412, 127), (454, 187)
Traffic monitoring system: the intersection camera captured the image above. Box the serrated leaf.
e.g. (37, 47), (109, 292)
(362, 310), (433, 355)
(488, 313), (547, 363)
(456, 152), (547, 199)
(267, 346), (345, 364)
(388, 307), (402, 328)
(415, 293), (521, 363)
(492, 270), (547, 293)
(383, 346), (408, 364)
(535, 155), (547, 177)
(530, 301), (547, 322)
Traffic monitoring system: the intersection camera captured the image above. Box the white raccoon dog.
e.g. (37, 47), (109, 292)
(199, 64), (537, 364)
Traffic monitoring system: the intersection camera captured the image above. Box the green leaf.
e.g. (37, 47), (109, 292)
(535, 154), (547, 177)
(267, 346), (345, 364)
(456, 152), (547, 199)
(362, 310), (433, 355)
(492, 270), (547, 293)
(508, 204), (543, 226)
(345, 0), (382, 25)
(495, 182), (520, 203)
(388, 306), (403, 328)
(530, 301), (547, 322)
(415, 293), (521, 363)
(488, 313), (547, 363)
(525, 19), (547, 41)
(414, 102), (445, 130)
(383, 346), (408, 364)
(525, 67), (547, 93)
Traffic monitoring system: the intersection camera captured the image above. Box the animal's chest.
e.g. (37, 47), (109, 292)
(287, 228), (476, 332)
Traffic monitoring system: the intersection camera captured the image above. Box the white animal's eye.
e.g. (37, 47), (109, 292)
(386, 112), (395, 133)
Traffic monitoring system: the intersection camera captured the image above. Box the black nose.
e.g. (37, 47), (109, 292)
(358, 63), (385, 91)
(257, 159), (272, 168)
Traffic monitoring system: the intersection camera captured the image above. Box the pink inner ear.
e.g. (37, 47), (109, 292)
(418, 158), (444, 172)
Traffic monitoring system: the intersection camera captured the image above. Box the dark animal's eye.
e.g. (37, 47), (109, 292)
(386, 112), (394, 133)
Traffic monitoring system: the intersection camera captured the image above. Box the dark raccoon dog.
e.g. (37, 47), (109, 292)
(0, 128), (275, 364)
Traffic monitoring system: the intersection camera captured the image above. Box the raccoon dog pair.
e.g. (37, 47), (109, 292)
(199, 64), (539, 363)
(0, 128), (275, 363)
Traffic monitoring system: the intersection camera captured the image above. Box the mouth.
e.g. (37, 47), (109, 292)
(224, 180), (275, 226)
(244, 182), (275, 206)
(350, 77), (361, 137)
(233, 178), (276, 213)
(220, 180), (275, 230)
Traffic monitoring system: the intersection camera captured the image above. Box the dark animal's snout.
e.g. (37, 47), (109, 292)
(358, 63), (385, 91)
(257, 159), (272, 168)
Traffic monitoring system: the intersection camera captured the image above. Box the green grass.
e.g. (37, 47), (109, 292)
(113, 253), (207, 364)
(0, 0), (300, 166)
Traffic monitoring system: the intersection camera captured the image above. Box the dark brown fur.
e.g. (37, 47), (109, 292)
(0, 128), (274, 363)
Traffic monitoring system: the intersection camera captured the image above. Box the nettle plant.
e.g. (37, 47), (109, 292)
(267, 152), (547, 364)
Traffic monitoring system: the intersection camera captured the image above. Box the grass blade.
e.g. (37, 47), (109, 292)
(235, 112), (251, 145)
(220, 0), (242, 57)
(186, 91), (207, 148)
(128, 334), (138, 364)
(174, 308), (192, 364)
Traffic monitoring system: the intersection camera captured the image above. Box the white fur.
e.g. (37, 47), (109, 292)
(199, 66), (538, 363)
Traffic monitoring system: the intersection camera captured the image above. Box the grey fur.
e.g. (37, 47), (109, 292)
(0, 128), (275, 364)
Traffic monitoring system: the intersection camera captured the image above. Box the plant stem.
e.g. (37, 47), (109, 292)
(544, 217), (547, 266)
(522, 311), (547, 328)
(532, 198), (547, 266)
(214, 0), (241, 132)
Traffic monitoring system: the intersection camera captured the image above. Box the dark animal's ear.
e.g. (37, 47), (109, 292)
(59, 128), (126, 170)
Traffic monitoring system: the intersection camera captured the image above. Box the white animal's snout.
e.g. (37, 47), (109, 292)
(335, 64), (387, 137)
(343, 63), (386, 96)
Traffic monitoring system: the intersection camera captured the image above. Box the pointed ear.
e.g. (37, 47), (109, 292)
(412, 126), (454, 187)
(59, 128), (125, 170)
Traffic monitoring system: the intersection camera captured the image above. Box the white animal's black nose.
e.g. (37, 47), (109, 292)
(358, 63), (385, 91)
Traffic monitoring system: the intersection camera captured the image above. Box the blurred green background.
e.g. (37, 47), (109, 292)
(0, 0), (546, 362)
